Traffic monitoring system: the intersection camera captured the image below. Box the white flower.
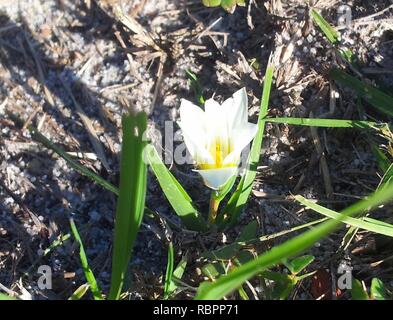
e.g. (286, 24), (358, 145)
(178, 88), (258, 190)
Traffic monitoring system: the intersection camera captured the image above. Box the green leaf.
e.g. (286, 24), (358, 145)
(234, 250), (255, 265)
(164, 242), (174, 300)
(272, 277), (296, 300)
(261, 271), (296, 300)
(202, 0), (245, 12)
(310, 9), (340, 45)
(202, 243), (241, 261)
(351, 279), (369, 300)
(370, 278), (388, 300)
(221, 0), (237, 12)
(167, 255), (188, 297)
(294, 195), (393, 238)
(202, 0), (221, 7)
(195, 181), (393, 300)
(330, 69), (393, 117)
(202, 262), (227, 280)
(237, 221), (258, 242)
(0, 293), (16, 300)
(145, 144), (208, 231)
(215, 175), (237, 202)
(266, 117), (380, 129)
(223, 62), (274, 227)
(285, 255), (315, 275)
(68, 283), (90, 300)
(186, 70), (205, 106)
(109, 112), (148, 300)
(202, 221), (258, 260)
(69, 218), (103, 300)
(310, 9), (357, 64)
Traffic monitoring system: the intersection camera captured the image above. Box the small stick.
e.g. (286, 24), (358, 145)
(59, 77), (111, 172)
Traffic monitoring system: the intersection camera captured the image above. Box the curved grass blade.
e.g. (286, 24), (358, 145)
(68, 283), (90, 300)
(195, 182), (393, 300)
(69, 218), (103, 300)
(164, 242), (174, 300)
(294, 195), (393, 238)
(109, 112), (147, 300)
(145, 144), (208, 231)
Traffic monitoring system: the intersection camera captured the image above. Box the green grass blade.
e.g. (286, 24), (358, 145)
(310, 9), (339, 45)
(186, 70), (205, 106)
(222, 61), (274, 227)
(43, 233), (70, 256)
(330, 69), (393, 117)
(108, 112), (148, 300)
(195, 182), (393, 300)
(351, 279), (369, 300)
(168, 256), (187, 296)
(380, 163), (393, 188)
(294, 195), (393, 238)
(68, 283), (90, 300)
(69, 218), (103, 300)
(145, 144), (208, 231)
(370, 278), (388, 300)
(0, 293), (16, 300)
(310, 9), (356, 64)
(266, 117), (380, 129)
(164, 242), (174, 300)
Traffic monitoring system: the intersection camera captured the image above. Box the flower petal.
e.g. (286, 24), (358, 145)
(204, 98), (230, 158)
(179, 99), (214, 164)
(222, 122), (258, 165)
(195, 166), (238, 190)
(225, 87), (248, 130)
(178, 121), (214, 165)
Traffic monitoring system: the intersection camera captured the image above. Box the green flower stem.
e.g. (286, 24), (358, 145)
(208, 191), (221, 224)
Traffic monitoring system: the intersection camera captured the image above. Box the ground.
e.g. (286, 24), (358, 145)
(0, 0), (393, 300)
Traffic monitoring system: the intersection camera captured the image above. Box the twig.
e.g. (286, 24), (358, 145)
(59, 77), (111, 172)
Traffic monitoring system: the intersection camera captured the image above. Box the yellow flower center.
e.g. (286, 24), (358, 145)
(199, 136), (237, 170)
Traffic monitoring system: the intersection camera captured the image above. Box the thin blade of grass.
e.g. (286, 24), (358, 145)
(195, 182), (393, 300)
(145, 144), (208, 231)
(69, 218), (103, 300)
(68, 283), (90, 300)
(266, 117), (380, 129)
(186, 70), (205, 106)
(310, 9), (339, 45)
(294, 195), (393, 238)
(164, 242), (174, 300)
(330, 69), (393, 117)
(108, 112), (147, 300)
(310, 8), (355, 64)
(222, 60), (274, 227)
